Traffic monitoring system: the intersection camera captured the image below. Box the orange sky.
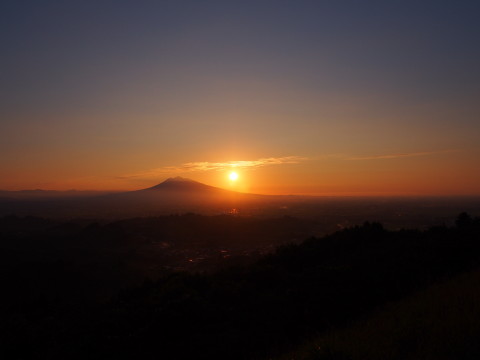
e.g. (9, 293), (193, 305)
(2, 148), (480, 196)
(1, 2), (480, 196)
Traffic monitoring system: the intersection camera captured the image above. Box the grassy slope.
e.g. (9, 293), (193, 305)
(287, 268), (480, 360)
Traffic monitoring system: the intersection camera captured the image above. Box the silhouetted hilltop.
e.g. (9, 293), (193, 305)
(0, 178), (251, 217)
(143, 176), (229, 193)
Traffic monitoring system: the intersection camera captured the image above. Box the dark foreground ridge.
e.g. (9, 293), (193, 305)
(1, 213), (480, 359)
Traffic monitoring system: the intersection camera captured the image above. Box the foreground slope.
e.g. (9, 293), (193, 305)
(2, 214), (480, 359)
(288, 267), (480, 360)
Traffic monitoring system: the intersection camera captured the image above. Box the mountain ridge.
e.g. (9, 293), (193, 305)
(143, 176), (222, 193)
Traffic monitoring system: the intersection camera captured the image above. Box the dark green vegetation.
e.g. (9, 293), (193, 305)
(1, 213), (480, 359)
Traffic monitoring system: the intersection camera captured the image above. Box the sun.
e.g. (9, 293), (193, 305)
(229, 171), (239, 181)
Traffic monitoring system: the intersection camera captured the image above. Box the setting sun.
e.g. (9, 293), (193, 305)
(229, 171), (239, 181)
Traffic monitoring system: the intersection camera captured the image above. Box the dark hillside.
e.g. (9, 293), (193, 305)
(287, 266), (480, 360)
(1, 214), (480, 359)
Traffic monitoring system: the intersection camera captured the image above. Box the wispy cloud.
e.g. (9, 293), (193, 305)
(118, 156), (306, 180)
(346, 149), (459, 161)
(178, 156), (306, 171)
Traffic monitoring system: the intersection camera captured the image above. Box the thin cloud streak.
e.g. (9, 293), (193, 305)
(346, 149), (459, 161)
(118, 156), (306, 180)
(179, 156), (306, 171)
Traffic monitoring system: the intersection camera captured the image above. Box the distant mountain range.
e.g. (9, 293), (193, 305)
(0, 178), (275, 218)
(0, 189), (115, 200)
(1, 178), (479, 225)
(0, 177), (242, 199)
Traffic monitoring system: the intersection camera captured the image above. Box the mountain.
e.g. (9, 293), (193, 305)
(143, 177), (228, 194)
(87, 177), (279, 218)
(1, 179), (479, 227)
(0, 178), (270, 218)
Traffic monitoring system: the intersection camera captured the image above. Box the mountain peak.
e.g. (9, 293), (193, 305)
(145, 177), (214, 192)
(163, 176), (196, 183)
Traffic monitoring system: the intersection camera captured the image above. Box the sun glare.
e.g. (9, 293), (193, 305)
(229, 171), (239, 181)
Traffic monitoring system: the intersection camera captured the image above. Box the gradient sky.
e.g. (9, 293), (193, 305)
(1, 0), (480, 195)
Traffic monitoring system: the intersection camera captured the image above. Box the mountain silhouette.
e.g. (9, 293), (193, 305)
(78, 177), (256, 217)
(143, 177), (226, 193)
(0, 178), (281, 218)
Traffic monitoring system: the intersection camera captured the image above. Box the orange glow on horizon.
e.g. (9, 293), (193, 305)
(1, 150), (480, 196)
